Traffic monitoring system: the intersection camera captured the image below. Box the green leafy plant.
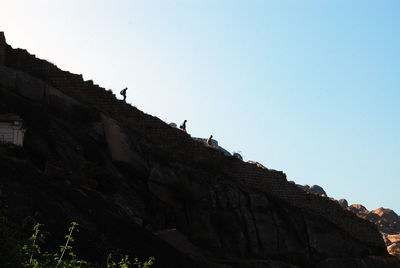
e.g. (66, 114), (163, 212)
(0, 188), (153, 268)
(19, 221), (154, 267)
(53, 221), (87, 268)
(22, 223), (41, 267)
(106, 253), (155, 268)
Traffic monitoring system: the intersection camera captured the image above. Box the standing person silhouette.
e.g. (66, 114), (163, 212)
(206, 135), (213, 146)
(120, 87), (128, 102)
(180, 120), (187, 132)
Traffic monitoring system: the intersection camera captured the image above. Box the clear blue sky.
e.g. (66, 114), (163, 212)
(1, 0), (399, 214)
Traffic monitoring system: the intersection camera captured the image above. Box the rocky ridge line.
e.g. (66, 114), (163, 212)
(299, 183), (400, 259)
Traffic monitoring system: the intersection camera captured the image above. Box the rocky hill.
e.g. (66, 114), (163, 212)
(346, 205), (400, 259)
(298, 184), (400, 260)
(0, 32), (399, 267)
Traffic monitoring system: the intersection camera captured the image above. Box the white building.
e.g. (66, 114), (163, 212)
(0, 114), (26, 146)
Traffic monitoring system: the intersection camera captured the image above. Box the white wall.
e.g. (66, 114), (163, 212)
(0, 122), (25, 146)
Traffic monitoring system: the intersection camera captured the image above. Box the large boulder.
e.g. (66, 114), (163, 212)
(338, 199), (348, 208)
(308, 185), (327, 196)
(348, 204), (368, 215)
(101, 114), (149, 179)
(297, 184), (327, 197)
(372, 208), (400, 223)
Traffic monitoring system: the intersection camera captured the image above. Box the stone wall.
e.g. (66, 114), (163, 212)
(223, 158), (384, 247)
(4, 41), (385, 249)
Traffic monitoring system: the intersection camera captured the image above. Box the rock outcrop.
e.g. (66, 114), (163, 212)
(348, 204), (400, 259)
(297, 182), (400, 260)
(192, 137), (232, 156)
(0, 32), (399, 267)
(297, 184), (327, 197)
(384, 234), (400, 259)
(338, 199), (348, 208)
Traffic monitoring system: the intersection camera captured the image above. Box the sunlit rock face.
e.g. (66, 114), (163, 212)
(346, 204), (400, 259)
(296, 183), (400, 260)
(348, 204), (369, 215)
(347, 206), (400, 234)
(386, 235), (400, 259)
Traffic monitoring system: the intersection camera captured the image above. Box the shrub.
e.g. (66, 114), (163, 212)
(20, 221), (155, 268)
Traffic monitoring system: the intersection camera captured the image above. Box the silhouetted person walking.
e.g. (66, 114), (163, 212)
(180, 120), (187, 132)
(206, 135), (213, 146)
(120, 87), (128, 102)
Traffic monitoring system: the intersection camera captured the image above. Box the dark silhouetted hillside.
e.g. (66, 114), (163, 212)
(0, 32), (399, 267)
